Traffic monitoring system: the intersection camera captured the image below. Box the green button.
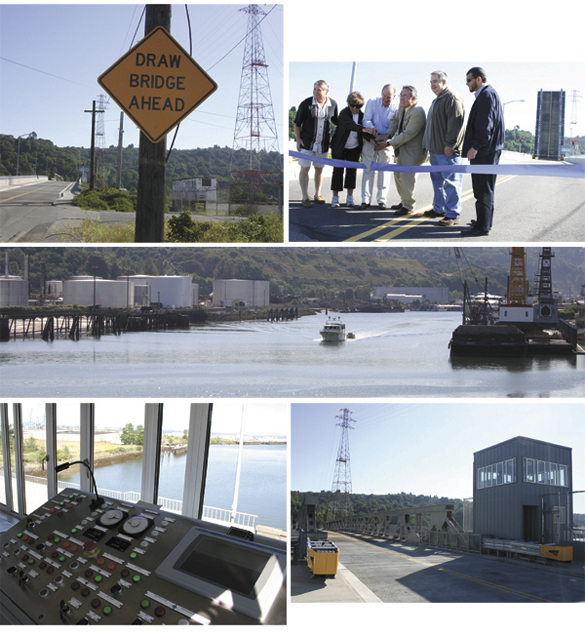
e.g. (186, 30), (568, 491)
(129, 552), (137, 559)
(103, 606), (112, 616)
(68, 494), (74, 499)
(59, 556), (66, 563)
(28, 558), (35, 565)
(53, 537), (61, 543)
(132, 574), (141, 584)
(140, 599), (150, 609)
(95, 575), (103, 583)
(71, 528), (77, 534)
(17, 533), (23, 538)
(59, 501), (65, 506)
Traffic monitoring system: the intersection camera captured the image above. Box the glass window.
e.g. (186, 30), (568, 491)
(525, 458), (535, 483)
(537, 460), (545, 484)
(23, 402), (48, 513)
(478, 467), (485, 489)
(505, 458), (515, 483)
(559, 465), (567, 487)
(496, 462), (503, 486)
(550, 463), (558, 486)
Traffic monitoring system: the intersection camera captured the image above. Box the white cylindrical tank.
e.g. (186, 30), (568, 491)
(63, 279), (129, 307)
(0, 277), (28, 306)
(212, 280), (270, 307)
(118, 275), (193, 308)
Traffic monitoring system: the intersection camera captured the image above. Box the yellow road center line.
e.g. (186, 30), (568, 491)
(344, 175), (517, 242)
(0, 184), (55, 203)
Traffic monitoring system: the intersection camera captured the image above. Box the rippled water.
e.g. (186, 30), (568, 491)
(2, 312), (583, 397)
(57, 445), (287, 530)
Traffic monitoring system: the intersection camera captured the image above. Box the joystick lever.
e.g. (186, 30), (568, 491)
(60, 599), (72, 619)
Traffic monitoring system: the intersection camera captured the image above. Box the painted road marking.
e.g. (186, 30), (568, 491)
(0, 184), (55, 203)
(344, 175), (517, 242)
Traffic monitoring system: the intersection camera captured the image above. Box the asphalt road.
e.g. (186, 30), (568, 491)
(0, 181), (87, 242)
(293, 532), (585, 603)
(0, 182), (247, 242)
(288, 160), (585, 243)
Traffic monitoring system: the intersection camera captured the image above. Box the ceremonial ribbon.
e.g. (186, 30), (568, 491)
(288, 150), (585, 179)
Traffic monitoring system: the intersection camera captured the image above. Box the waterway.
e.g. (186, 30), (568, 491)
(1, 312), (583, 397)
(57, 444), (286, 530)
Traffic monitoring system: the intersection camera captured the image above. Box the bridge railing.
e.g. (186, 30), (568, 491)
(2, 472), (257, 532)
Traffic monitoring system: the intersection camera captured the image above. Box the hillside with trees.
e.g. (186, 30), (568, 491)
(4, 246), (584, 303)
(291, 490), (467, 529)
(0, 133), (282, 197)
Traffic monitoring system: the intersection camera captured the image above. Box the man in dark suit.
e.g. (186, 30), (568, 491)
(461, 67), (505, 236)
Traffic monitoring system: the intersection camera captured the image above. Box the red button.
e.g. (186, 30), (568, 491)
(81, 587), (90, 597)
(91, 599), (101, 608)
(107, 563), (116, 571)
(70, 545), (78, 552)
(154, 607), (165, 618)
(97, 557), (105, 566)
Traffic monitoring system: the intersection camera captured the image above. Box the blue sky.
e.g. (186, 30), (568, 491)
(15, 399), (288, 437)
(289, 62), (585, 139)
(291, 402), (585, 512)
(0, 3), (283, 151)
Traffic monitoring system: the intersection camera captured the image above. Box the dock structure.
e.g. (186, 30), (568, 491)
(0, 308), (204, 342)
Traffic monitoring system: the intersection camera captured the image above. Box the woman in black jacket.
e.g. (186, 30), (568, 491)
(330, 91), (374, 208)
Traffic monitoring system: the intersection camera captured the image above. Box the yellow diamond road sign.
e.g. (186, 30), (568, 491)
(98, 26), (218, 143)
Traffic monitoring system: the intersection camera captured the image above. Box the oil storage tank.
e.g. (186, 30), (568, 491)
(119, 275), (195, 308)
(63, 277), (130, 307)
(0, 276), (28, 307)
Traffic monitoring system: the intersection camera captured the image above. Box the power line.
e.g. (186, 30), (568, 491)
(0, 56), (95, 89)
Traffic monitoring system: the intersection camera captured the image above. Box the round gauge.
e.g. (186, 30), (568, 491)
(122, 516), (151, 536)
(99, 509), (126, 527)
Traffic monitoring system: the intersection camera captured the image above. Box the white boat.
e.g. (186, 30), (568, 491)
(320, 317), (346, 342)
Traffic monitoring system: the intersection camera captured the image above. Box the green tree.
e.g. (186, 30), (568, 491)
(120, 423), (135, 445)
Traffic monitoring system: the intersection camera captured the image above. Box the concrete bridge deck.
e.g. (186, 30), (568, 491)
(292, 531), (585, 603)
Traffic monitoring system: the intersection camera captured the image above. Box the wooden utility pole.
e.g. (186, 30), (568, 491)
(116, 112), (124, 189)
(135, 4), (172, 243)
(84, 100), (105, 191)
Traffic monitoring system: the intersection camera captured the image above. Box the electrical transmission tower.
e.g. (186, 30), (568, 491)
(229, 4), (281, 210)
(95, 94), (108, 187)
(327, 408), (355, 523)
(568, 89), (581, 155)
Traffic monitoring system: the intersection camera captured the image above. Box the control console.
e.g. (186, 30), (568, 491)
(0, 488), (286, 625)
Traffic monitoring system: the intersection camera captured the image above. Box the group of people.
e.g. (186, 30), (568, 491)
(293, 67), (505, 236)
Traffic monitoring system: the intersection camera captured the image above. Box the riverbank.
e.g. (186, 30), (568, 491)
(23, 440), (286, 478)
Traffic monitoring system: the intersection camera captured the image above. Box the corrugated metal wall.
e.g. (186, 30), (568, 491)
(473, 437), (572, 542)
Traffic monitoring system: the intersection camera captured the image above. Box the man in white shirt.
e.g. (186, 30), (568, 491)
(294, 80), (338, 208)
(360, 84), (398, 209)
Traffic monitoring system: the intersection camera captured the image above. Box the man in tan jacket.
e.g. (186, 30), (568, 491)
(376, 85), (427, 215)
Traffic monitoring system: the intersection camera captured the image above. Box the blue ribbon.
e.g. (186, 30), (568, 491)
(288, 150), (585, 179)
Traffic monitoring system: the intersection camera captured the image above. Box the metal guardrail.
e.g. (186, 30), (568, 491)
(5, 472), (257, 532)
(420, 530), (482, 553)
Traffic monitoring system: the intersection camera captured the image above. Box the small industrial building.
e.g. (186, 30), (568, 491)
(172, 177), (217, 211)
(473, 436), (573, 544)
(213, 279), (270, 307)
(373, 287), (449, 304)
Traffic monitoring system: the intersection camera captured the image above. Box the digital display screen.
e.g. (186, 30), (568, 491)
(83, 527), (106, 542)
(105, 536), (131, 552)
(176, 535), (270, 597)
